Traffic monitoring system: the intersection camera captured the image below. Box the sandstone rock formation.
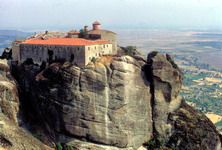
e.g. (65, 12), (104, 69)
(17, 55), (153, 149)
(146, 52), (184, 138)
(0, 59), (53, 150)
(168, 100), (221, 150)
(12, 52), (222, 150)
(0, 59), (19, 124)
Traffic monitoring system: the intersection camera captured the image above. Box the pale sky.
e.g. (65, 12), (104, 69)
(1, 0), (222, 31)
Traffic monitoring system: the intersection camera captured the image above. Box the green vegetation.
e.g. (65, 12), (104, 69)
(33, 133), (43, 140)
(79, 29), (89, 39)
(181, 69), (222, 115)
(123, 46), (137, 55)
(56, 143), (74, 150)
(144, 138), (176, 150)
(215, 121), (222, 126)
(56, 143), (63, 150)
(90, 57), (97, 63)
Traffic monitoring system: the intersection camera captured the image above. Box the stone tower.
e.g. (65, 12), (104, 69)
(92, 21), (101, 30)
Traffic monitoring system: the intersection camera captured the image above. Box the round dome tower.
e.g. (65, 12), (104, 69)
(92, 21), (101, 30)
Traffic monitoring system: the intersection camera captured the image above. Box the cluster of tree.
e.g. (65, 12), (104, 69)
(123, 46), (137, 55)
(79, 29), (89, 39)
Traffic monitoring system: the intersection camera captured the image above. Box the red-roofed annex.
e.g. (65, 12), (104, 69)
(20, 38), (113, 67)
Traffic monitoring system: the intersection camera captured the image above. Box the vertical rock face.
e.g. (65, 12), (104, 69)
(146, 52), (184, 137)
(28, 56), (153, 149)
(0, 59), (53, 150)
(14, 52), (221, 150)
(0, 59), (19, 123)
(168, 101), (221, 150)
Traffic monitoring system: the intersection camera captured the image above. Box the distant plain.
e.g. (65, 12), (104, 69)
(114, 29), (222, 70)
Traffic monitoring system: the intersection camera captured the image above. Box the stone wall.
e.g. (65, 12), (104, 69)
(100, 32), (117, 54)
(11, 42), (20, 62)
(89, 32), (117, 54)
(85, 43), (113, 64)
(19, 43), (112, 67)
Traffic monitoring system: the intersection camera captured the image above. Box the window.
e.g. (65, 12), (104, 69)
(34, 46), (37, 49)
(78, 47), (80, 51)
(89, 57), (91, 60)
(60, 47), (62, 50)
(67, 47), (69, 50)
(95, 53), (97, 56)
(88, 47), (90, 51)
(70, 54), (74, 62)
(103, 45), (105, 48)
(107, 45), (108, 47)
(95, 46), (96, 50)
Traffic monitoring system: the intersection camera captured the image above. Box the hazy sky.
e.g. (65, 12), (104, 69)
(1, 0), (222, 31)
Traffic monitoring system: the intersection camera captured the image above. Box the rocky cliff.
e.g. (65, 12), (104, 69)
(11, 52), (221, 150)
(0, 59), (53, 150)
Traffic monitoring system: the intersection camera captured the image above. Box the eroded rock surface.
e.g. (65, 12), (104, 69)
(146, 52), (184, 138)
(13, 52), (222, 150)
(0, 59), (53, 150)
(168, 100), (221, 150)
(18, 55), (152, 149)
(0, 59), (19, 123)
(0, 114), (53, 150)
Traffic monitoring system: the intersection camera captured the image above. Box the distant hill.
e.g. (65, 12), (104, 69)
(0, 30), (32, 54)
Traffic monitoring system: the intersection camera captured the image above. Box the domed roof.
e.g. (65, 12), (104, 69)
(92, 21), (101, 25)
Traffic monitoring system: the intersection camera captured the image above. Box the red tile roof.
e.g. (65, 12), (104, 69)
(22, 38), (111, 46)
(93, 21), (101, 25)
(68, 30), (80, 34)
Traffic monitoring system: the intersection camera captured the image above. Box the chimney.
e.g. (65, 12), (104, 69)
(92, 21), (101, 30)
(84, 25), (89, 31)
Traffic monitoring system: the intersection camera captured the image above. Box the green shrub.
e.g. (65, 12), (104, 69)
(56, 143), (63, 150)
(124, 46), (136, 55)
(33, 133), (42, 140)
(91, 57), (97, 63)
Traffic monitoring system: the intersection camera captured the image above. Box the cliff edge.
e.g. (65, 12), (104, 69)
(11, 52), (221, 150)
(0, 59), (53, 150)
(12, 52), (221, 150)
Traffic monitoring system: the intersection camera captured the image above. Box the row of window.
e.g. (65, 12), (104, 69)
(87, 45), (109, 51)
(21, 45), (82, 51)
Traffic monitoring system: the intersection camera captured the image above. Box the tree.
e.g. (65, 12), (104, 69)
(79, 29), (89, 39)
(124, 46), (136, 55)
